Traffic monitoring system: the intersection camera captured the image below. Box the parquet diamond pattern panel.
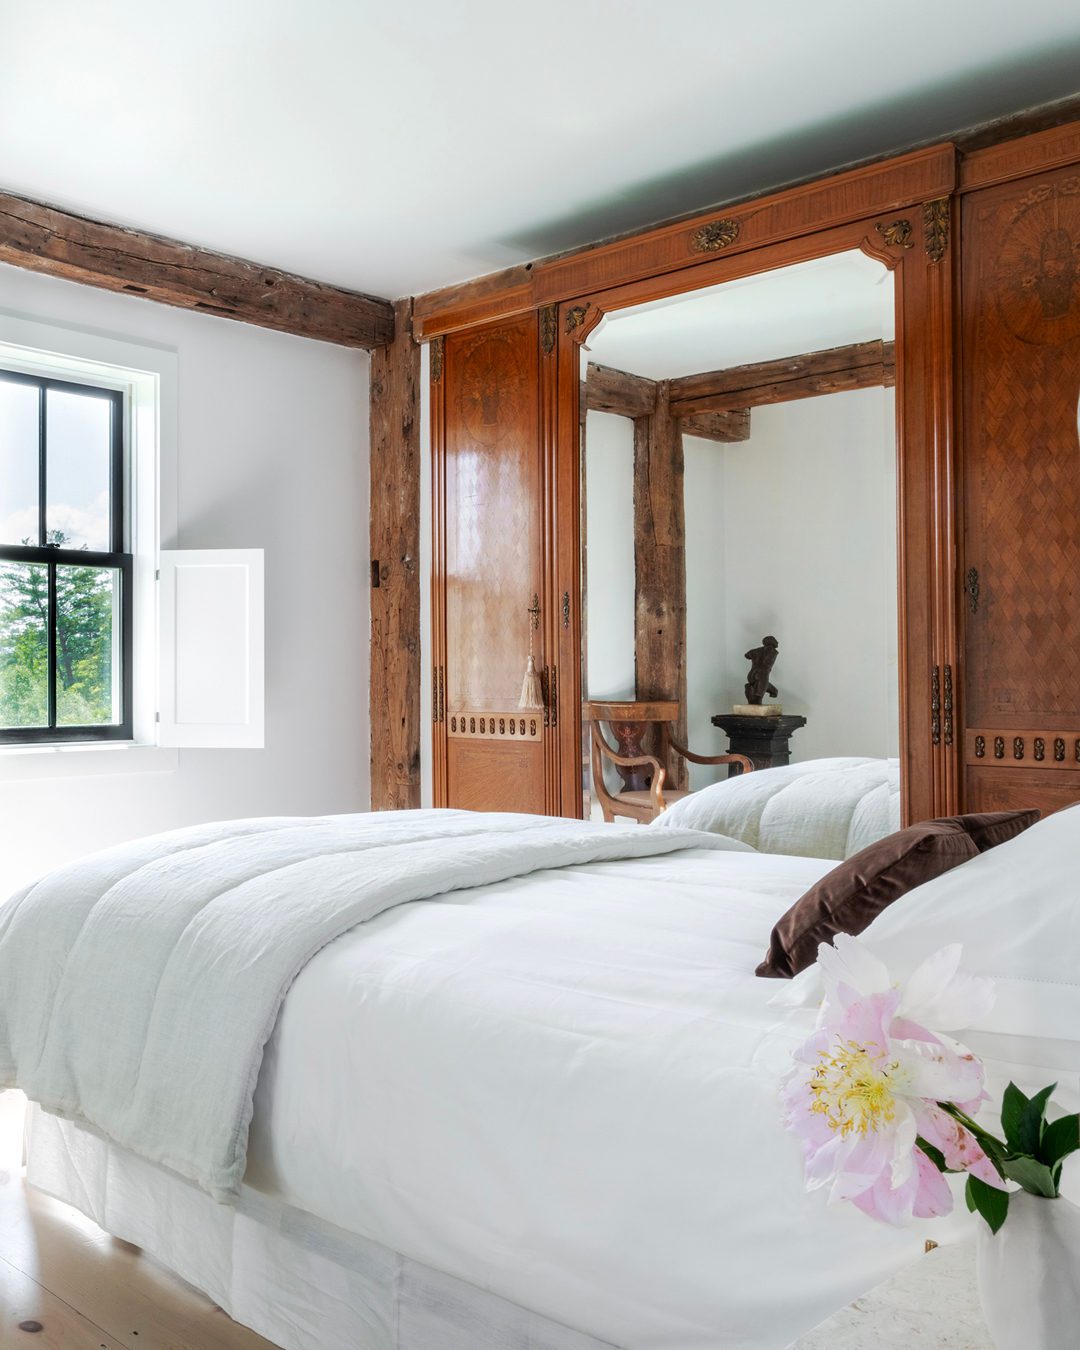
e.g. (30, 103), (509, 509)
(963, 170), (1080, 731)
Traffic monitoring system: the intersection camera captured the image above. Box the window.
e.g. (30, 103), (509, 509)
(0, 368), (132, 743)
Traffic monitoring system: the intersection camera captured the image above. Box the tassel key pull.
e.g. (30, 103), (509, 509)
(519, 653), (544, 711)
(519, 594), (545, 710)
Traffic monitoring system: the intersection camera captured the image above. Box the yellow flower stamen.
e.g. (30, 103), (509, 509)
(809, 1039), (900, 1137)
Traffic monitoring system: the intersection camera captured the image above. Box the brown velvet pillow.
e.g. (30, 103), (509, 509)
(756, 819), (979, 979)
(952, 809), (1040, 852)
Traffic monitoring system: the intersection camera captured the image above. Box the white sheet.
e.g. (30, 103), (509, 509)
(242, 845), (966, 1350)
(655, 757), (901, 859)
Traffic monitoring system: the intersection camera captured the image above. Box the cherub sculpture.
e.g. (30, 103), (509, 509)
(744, 635), (779, 705)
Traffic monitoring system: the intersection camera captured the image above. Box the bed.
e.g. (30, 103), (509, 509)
(2, 805), (1077, 1350)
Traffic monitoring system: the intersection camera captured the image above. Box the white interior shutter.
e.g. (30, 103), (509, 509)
(158, 549), (264, 748)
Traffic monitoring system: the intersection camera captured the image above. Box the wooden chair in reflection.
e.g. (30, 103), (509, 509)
(583, 700), (753, 824)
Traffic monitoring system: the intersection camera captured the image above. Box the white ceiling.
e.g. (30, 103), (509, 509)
(585, 251), (893, 379)
(2, 1), (1080, 301)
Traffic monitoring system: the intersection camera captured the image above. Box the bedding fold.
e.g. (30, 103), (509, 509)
(0, 809), (745, 1201)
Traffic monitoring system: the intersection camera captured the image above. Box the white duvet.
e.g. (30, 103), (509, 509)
(0, 810), (741, 1202)
(243, 838), (958, 1350)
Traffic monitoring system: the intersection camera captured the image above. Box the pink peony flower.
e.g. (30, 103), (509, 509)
(781, 934), (1005, 1226)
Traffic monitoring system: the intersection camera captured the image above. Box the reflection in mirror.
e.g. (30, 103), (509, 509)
(580, 250), (898, 827)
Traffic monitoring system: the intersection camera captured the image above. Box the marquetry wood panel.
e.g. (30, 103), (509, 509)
(965, 765), (1080, 819)
(447, 739), (546, 813)
(436, 312), (549, 812)
(960, 162), (1080, 813)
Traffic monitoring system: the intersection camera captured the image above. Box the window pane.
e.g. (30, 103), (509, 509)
(46, 387), (113, 551)
(0, 562), (49, 729)
(55, 565), (120, 727)
(0, 379), (41, 547)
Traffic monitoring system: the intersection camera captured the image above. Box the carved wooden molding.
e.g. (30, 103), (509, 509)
(966, 728), (1080, 769)
(429, 336), (444, 383)
(539, 304), (558, 355)
(413, 144), (956, 338)
(876, 218), (914, 249)
(923, 197), (950, 263)
(688, 218), (740, 253)
(449, 711), (542, 741)
(565, 304), (589, 335)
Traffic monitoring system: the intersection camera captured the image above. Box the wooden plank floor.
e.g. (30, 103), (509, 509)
(0, 1093), (278, 1349)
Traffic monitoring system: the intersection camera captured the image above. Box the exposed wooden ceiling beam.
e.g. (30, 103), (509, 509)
(0, 190), (395, 349)
(669, 340), (894, 416)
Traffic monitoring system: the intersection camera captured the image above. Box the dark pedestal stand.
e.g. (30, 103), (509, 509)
(710, 713), (807, 775)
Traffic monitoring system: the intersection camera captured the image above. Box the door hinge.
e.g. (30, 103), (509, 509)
(432, 666), (445, 724)
(943, 664), (954, 747)
(543, 665), (558, 729)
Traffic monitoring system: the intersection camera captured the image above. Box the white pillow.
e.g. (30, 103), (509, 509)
(654, 757), (900, 860)
(774, 802), (1080, 1045)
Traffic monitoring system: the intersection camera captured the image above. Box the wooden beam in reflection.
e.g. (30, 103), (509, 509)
(633, 381), (688, 789)
(669, 340), (895, 416)
(678, 409), (751, 442)
(583, 362), (657, 417)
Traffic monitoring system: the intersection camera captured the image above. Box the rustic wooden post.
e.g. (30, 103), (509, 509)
(369, 298), (421, 808)
(633, 380), (688, 788)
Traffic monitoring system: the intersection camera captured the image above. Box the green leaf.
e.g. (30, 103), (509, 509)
(967, 1175), (1010, 1234)
(1002, 1155), (1059, 1199)
(1018, 1084), (1057, 1157)
(916, 1137), (948, 1172)
(1040, 1114), (1080, 1167)
(1000, 1083), (1029, 1152)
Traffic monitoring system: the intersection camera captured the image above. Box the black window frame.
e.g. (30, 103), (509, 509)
(0, 367), (133, 744)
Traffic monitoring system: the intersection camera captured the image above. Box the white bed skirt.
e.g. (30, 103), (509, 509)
(26, 1106), (618, 1350)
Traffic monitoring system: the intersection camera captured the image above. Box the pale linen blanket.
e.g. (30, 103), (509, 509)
(0, 809), (745, 1201)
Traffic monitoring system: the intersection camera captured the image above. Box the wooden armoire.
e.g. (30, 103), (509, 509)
(420, 118), (1080, 825)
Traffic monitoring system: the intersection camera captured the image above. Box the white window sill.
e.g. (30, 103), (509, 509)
(0, 742), (178, 782)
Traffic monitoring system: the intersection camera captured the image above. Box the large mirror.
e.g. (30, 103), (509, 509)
(580, 250), (898, 823)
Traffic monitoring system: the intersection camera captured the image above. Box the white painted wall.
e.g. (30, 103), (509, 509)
(582, 387), (898, 788)
(716, 388), (898, 764)
(584, 412), (635, 700)
(0, 263), (370, 899)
